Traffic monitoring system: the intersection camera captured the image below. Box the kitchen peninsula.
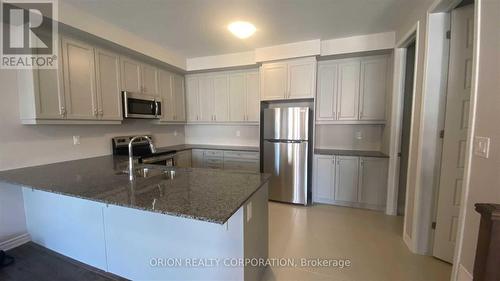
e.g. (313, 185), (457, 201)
(0, 156), (270, 281)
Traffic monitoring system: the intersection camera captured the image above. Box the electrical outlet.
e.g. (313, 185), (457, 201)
(355, 131), (363, 140)
(474, 136), (490, 158)
(236, 130), (241, 137)
(73, 136), (80, 145)
(174, 130), (178, 137)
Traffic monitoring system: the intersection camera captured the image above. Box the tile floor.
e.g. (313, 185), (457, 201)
(262, 202), (452, 281)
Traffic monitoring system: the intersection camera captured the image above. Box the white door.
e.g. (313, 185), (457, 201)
(213, 75), (229, 122)
(337, 60), (360, 121)
(172, 74), (186, 122)
(141, 64), (158, 96)
(260, 62), (287, 100)
(433, 5), (474, 263)
(61, 37), (98, 120)
(245, 71), (260, 122)
(288, 58), (316, 99)
(229, 73), (246, 122)
(359, 56), (388, 121)
(335, 156), (359, 203)
(358, 157), (388, 206)
(94, 49), (122, 120)
(36, 67), (66, 119)
(159, 70), (174, 121)
(185, 77), (200, 122)
(198, 76), (215, 122)
(120, 57), (141, 93)
(316, 63), (338, 121)
(313, 155), (335, 203)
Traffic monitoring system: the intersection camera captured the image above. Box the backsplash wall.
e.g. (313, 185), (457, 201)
(185, 124), (260, 146)
(315, 124), (385, 151)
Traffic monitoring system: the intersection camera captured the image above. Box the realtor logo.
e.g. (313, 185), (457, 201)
(1, 0), (58, 69)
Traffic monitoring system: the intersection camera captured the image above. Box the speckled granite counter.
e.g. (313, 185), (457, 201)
(155, 144), (259, 153)
(314, 148), (389, 158)
(0, 156), (270, 224)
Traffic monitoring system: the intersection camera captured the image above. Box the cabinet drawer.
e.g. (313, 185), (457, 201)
(204, 150), (223, 158)
(223, 151), (259, 160)
(204, 158), (223, 169)
(223, 159), (259, 172)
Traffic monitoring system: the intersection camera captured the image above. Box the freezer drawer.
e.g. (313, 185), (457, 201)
(263, 140), (308, 204)
(262, 107), (309, 141)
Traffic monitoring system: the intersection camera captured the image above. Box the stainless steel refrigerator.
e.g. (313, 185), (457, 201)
(262, 107), (310, 205)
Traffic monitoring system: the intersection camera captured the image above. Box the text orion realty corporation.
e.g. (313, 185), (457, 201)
(1, 0), (58, 69)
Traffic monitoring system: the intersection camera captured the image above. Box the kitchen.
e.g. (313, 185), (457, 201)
(1, 1), (494, 281)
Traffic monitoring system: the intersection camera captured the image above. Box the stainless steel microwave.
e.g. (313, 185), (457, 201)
(122, 91), (162, 119)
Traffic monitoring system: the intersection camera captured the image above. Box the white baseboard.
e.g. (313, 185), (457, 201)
(0, 233), (31, 251)
(457, 264), (472, 281)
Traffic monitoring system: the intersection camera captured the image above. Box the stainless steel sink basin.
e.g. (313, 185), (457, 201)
(119, 166), (176, 179)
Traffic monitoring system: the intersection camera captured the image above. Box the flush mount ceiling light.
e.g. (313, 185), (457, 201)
(228, 21), (256, 39)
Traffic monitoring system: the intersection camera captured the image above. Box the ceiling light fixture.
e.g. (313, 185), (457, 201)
(228, 21), (256, 39)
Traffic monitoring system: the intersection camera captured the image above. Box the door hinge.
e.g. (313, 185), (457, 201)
(446, 30), (451, 39)
(432, 222), (436, 229)
(439, 130), (445, 139)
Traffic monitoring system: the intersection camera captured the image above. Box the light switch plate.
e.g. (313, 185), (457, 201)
(236, 130), (241, 137)
(246, 202), (252, 222)
(73, 136), (80, 145)
(474, 136), (490, 158)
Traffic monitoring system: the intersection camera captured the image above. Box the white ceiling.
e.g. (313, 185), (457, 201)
(62, 0), (416, 58)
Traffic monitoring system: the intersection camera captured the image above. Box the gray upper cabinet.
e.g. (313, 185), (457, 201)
(172, 73), (186, 122)
(186, 69), (259, 124)
(316, 55), (388, 124)
(159, 70), (186, 123)
(359, 56), (388, 121)
(260, 57), (316, 101)
(94, 48), (122, 120)
(141, 64), (159, 97)
(120, 57), (142, 93)
(61, 37), (98, 120)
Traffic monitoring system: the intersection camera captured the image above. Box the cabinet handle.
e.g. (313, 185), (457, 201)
(93, 108), (98, 117)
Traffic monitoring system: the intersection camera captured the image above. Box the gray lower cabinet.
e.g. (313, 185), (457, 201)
(174, 150), (192, 168)
(313, 154), (388, 211)
(188, 149), (259, 172)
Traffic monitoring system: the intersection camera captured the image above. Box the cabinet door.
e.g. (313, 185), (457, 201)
(35, 68), (65, 119)
(358, 157), (388, 206)
(313, 155), (335, 203)
(191, 149), (204, 168)
(359, 56), (388, 121)
(185, 77), (200, 122)
(198, 76), (214, 122)
(229, 73), (246, 122)
(337, 60), (360, 121)
(120, 57), (141, 93)
(260, 62), (287, 100)
(158, 70), (174, 121)
(61, 37), (98, 120)
(316, 63), (338, 121)
(95, 49), (122, 120)
(246, 71), (260, 122)
(172, 74), (186, 122)
(288, 58), (316, 99)
(174, 150), (192, 168)
(141, 64), (158, 96)
(213, 75), (229, 122)
(334, 156), (359, 203)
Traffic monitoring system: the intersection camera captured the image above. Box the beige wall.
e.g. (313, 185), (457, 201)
(185, 124), (260, 147)
(315, 125), (384, 151)
(0, 69), (185, 243)
(456, 0), (500, 275)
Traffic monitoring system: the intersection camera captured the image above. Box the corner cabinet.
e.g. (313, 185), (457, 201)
(316, 55), (388, 124)
(260, 57), (316, 101)
(185, 69), (260, 124)
(313, 154), (388, 211)
(159, 70), (186, 123)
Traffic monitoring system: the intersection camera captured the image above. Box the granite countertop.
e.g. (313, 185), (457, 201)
(155, 144), (259, 154)
(0, 156), (270, 224)
(314, 148), (389, 158)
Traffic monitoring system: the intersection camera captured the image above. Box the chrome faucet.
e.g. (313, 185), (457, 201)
(128, 135), (156, 181)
